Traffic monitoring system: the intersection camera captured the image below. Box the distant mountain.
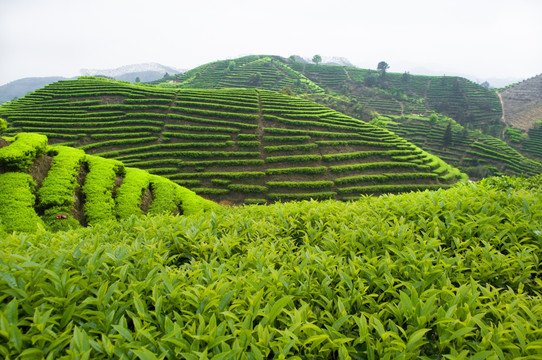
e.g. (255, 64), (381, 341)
(0, 76), (67, 104)
(80, 62), (183, 82)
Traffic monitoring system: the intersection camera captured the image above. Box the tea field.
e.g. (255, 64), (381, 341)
(1, 175), (541, 359)
(0, 77), (465, 204)
(0, 131), (217, 233)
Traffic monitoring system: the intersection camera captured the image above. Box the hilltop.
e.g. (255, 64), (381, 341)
(0, 77), (465, 204)
(0, 131), (217, 233)
(154, 55), (542, 178)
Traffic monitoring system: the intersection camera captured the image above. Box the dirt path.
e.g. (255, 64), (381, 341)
(158, 90), (179, 143)
(424, 79), (431, 100)
(496, 91), (506, 124)
(344, 67), (352, 81)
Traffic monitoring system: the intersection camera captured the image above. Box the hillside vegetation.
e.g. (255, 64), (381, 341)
(0, 77), (465, 204)
(1, 175), (541, 358)
(155, 55), (542, 177)
(0, 132), (217, 233)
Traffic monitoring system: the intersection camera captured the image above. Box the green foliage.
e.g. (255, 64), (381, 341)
(267, 180), (334, 190)
(265, 154), (322, 163)
(0, 117), (6, 134)
(0, 173), (43, 232)
(82, 156), (125, 225)
(266, 166), (328, 175)
(38, 146), (86, 230)
(149, 175), (218, 216)
(115, 167), (151, 219)
(227, 184), (267, 193)
(0, 133), (47, 170)
(0, 176), (541, 358)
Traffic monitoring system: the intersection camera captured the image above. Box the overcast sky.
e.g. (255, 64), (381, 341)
(1, 0), (541, 86)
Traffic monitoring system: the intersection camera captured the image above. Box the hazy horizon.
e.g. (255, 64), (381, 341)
(1, 0), (541, 87)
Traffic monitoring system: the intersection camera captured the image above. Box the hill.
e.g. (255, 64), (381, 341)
(160, 55), (502, 130)
(156, 55), (542, 178)
(0, 77), (465, 204)
(1, 174), (541, 358)
(0, 76), (67, 104)
(0, 131), (217, 233)
(500, 74), (542, 131)
(81, 62), (183, 83)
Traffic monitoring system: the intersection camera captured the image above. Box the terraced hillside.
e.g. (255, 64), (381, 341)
(500, 74), (542, 131)
(0, 77), (465, 204)
(161, 55), (324, 94)
(0, 131), (217, 233)
(160, 55), (503, 131)
(378, 114), (542, 179)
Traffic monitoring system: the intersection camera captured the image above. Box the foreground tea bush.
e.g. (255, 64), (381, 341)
(1, 176), (541, 359)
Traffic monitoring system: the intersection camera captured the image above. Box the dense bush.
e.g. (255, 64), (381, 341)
(0, 133), (47, 170)
(0, 172), (43, 232)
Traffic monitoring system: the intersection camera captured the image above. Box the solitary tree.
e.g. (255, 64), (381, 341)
(377, 61), (389, 75)
(135, 77), (141, 83)
(312, 54), (322, 65)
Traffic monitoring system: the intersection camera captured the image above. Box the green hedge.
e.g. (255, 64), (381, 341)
(330, 162), (431, 173)
(82, 156), (125, 225)
(334, 172), (439, 185)
(0, 172), (44, 233)
(268, 192), (337, 201)
(37, 146), (86, 229)
(228, 184), (267, 193)
(266, 166), (327, 175)
(80, 137), (159, 151)
(337, 183), (448, 195)
(171, 171), (266, 179)
(266, 181), (334, 190)
(0, 133), (48, 170)
(264, 144), (318, 153)
(265, 154), (322, 163)
(115, 167), (151, 219)
(262, 135), (311, 143)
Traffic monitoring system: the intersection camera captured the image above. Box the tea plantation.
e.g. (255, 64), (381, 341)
(0, 131), (217, 233)
(0, 77), (465, 204)
(155, 55), (542, 176)
(1, 174), (541, 358)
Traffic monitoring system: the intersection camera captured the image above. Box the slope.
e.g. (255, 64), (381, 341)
(156, 56), (542, 177)
(500, 73), (542, 131)
(0, 132), (217, 233)
(159, 55), (503, 131)
(0, 77), (465, 204)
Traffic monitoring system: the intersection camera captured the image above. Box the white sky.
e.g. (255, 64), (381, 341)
(1, 0), (541, 86)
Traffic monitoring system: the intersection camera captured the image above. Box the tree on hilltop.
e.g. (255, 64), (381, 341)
(377, 61), (389, 76)
(312, 54), (322, 65)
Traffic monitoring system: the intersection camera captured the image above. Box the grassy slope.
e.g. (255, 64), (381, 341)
(0, 77), (465, 204)
(0, 132), (217, 233)
(0, 175), (541, 358)
(152, 55), (541, 177)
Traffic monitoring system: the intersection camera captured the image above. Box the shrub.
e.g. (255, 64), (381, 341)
(0, 133), (48, 170)
(0, 172), (44, 232)
(228, 184), (267, 193)
(82, 156), (125, 225)
(115, 167), (151, 219)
